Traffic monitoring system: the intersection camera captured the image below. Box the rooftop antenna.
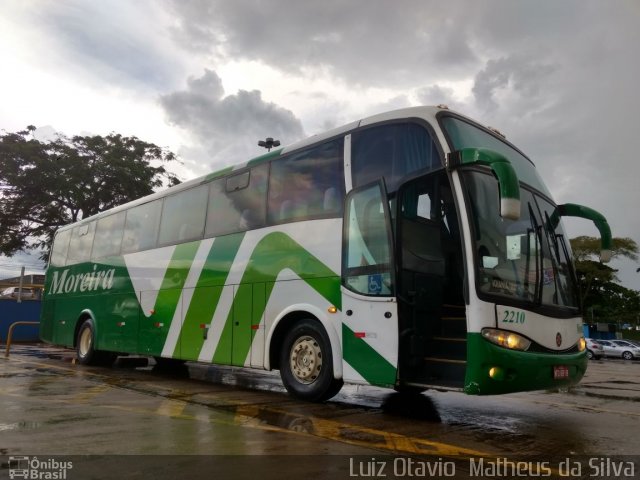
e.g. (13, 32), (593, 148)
(258, 137), (280, 152)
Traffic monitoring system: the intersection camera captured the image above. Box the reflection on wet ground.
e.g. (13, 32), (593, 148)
(3, 344), (640, 458)
(381, 393), (442, 422)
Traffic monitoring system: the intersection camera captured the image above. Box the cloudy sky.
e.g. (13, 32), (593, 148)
(0, 1), (639, 290)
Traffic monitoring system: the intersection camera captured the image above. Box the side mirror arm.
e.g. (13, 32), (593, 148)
(548, 203), (612, 262)
(448, 148), (521, 220)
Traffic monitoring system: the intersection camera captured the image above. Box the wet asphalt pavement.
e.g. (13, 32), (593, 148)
(1, 344), (639, 479)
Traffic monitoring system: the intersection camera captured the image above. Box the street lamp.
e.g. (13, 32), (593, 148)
(258, 137), (280, 152)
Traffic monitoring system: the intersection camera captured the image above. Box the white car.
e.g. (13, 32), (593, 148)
(598, 339), (640, 360)
(585, 338), (604, 360)
(0, 287), (35, 300)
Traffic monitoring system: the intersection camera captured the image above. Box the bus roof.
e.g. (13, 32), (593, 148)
(54, 105), (522, 233)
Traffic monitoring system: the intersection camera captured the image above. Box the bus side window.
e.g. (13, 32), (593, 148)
(352, 123), (441, 192)
(50, 229), (72, 267)
(91, 211), (126, 260)
(205, 163), (268, 237)
(268, 138), (344, 224)
(344, 183), (393, 296)
(122, 200), (162, 254)
(158, 185), (208, 246)
(66, 221), (96, 265)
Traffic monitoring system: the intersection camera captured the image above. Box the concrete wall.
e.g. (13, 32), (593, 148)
(0, 299), (40, 341)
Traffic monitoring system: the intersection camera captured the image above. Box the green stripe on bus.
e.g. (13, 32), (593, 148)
(247, 148), (282, 167)
(203, 166), (234, 183)
(211, 231), (341, 365)
(174, 233), (245, 360)
(146, 242), (201, 355)
(342, 323), (396, 387)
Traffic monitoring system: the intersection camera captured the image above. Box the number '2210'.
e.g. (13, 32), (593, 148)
(502, 310), (526, 324)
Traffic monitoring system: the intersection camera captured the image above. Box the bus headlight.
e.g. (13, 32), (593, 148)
(578, 337), (586, 352)
(481, 328), (531, 351)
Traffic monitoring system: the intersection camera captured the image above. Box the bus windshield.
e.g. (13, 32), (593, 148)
(441, 116), (579, 311)
(441, 116), (552, 198)
(463, 172), (579, 310)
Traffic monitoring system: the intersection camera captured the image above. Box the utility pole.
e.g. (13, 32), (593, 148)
(17, 266), (25, 304)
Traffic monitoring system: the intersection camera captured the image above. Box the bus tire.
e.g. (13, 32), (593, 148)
(279, 319), (343, 402)
(76, 319), (100, 365)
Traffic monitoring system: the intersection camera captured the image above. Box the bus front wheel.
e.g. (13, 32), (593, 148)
(279, 320), (342, 402)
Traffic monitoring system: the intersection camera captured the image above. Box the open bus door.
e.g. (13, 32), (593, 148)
(396, 171), (467, 390)
(341, 180), (398, 387)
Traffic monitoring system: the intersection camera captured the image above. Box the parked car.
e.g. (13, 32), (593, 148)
(598, 339), (640, 360)
(585, 338), (605, 360)
(0, 286), (35, 300)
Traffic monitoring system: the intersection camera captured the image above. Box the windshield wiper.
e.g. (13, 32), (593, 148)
(527, 204), (543, 305)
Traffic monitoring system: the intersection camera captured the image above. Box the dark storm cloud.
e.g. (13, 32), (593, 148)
(160, 69), (305, 170)
(165, 0), (640, 286)
(28, 1), (184, 90)
(167, 0), (480, 87)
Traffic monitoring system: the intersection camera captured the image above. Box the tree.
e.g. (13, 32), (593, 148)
(570, 236), (638, 264)
(570, 236), (639, 322)
(0, 126), (180, 259)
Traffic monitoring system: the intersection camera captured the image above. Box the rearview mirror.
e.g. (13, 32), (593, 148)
(448, 148), (521, 220)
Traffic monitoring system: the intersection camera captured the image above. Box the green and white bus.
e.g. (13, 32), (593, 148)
(40, 106), (611, 401)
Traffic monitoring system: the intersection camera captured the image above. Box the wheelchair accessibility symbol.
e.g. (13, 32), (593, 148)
(368, 274), (382, 294)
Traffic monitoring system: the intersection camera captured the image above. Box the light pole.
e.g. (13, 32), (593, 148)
(258, 137), (280, 152)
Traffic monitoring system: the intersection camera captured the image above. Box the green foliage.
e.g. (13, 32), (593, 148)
(0, 126), (180, 259)
(570, 236), (639, 323)
(570, 235), (638, 263)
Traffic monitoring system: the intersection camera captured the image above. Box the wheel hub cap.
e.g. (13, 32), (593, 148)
(79, 328), (92, 358)
(290, 336), (322, 384)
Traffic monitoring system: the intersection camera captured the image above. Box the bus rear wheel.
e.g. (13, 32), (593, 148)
(279, 320), (342, 402)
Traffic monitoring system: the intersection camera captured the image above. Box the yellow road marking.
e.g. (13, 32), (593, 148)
(73, 384), (112, 403)
(156, 399), (187, 417)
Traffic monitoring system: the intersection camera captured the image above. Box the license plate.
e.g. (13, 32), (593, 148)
(553, 365), (569, 380)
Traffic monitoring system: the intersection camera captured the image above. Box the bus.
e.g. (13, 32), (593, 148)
(40, 106), (611, 401)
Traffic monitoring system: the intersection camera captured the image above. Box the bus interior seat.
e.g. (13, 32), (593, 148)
(239, 209), (251, 229)
(280, 200), (308, 220)
(279, 200), (293, 220)
(323, 187), (339, 212)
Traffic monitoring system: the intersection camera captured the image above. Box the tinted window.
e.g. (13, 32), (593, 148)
(206, 164), (268, 237)
(535, 197), (579, 309)
(268, 138), (344, 223)
(441, 116), (551, 197)
(122, 200), (162, 254)
(50, 229), (72, 267)
(92, 211), (126, 259)
(158, 185), (208, 246)
(352, 123), (441, 192)
(344, 183), (393, 296)
(67, 221), (96, 265)
(226, 171), (250, 192)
